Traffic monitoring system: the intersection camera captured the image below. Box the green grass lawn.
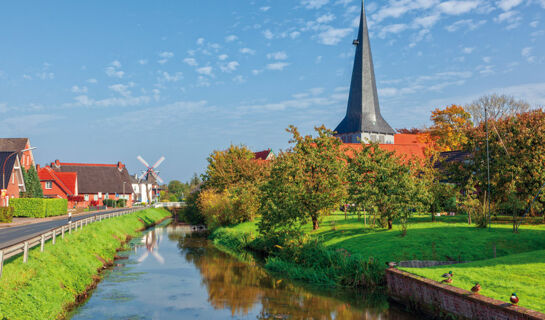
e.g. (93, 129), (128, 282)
(219, 212), (545, 312)
(402, 250), (545, 312)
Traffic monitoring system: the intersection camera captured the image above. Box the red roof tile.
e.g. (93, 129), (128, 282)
(38, 166), (77, 196)
(254, 149), (273, 161)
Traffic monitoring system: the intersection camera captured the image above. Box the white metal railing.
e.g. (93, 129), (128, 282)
(153, 202), (185, 208)
(0, 207), (146, 278)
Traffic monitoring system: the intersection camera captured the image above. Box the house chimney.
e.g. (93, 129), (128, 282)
(117, 161), (125, 170)
(36, 164), (40, 171)
(54, 160), (60, 168)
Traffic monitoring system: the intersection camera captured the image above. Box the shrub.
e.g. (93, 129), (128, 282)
(0, 207), (13, 223)
(103, 199), (117, 207)
(9, 198), (67, 217)
(197, 189), (234, 229)
(116, 199), (126, 208)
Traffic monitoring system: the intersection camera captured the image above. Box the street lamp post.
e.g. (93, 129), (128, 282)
(1, 147), (37, 200)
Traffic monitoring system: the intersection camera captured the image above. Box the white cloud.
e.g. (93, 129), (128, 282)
(197, 66), (213, 76)
(290, 31), (301, 39)
(240, 48), (256, 55)
(482, 56), (491, 63)
(266, 62), (290, 70)
(87, 78), (98, 84)
(218, 54), (229, 61)
(105, 61), (124, 78)
(316, 56), (323, 64)
(413, 14), (440, 28)
(372, 0), (438, 23)
(497, 0), (523, 11)
(252, 69), (263, 75)
(301, 0), (330, 9)
(109, 83), (133, 97)
(445, 19), (487, 32)
(260, 6), (271, 11)
(36, 72), (55, 80)
(494, 10), (522, 29)
(378, 24), (408, 38)
(521, 47), (536, 62)
(463, 47), (475, 54)
(197, 38), (205, 45)
(225, 35), (238, 42)
(220, 61), (240, 73)
(69, 94), (150, 108)
(267, 51), (288, 60)
(438, 1), (480, 15)
(316, 13), (336, 23)
(263, 29), (274, 39)
(161, 71), (183, 82)
(184, 58), (198, 66)
(233, 75), (246, 83)
(317, 27), (352, 45)
(71, 85), (88, 93)
(138, 59), (148, 65)
(22, 74), (32, 80)
(530, 20), (539, 28)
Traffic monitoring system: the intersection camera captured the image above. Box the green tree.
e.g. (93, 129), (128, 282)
(259, 126), (346, 233)
(346, 143), (428, 235)
(168, 180), (187, 200)
(21, 166), (43, 198)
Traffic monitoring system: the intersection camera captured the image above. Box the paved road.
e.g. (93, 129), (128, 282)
(0, 208), (128, 250)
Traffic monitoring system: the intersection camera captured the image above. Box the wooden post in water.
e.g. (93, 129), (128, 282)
(40, 234), (45, 252)
(23, 242), (29, 263)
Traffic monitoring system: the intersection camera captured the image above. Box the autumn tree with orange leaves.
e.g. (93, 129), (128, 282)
(429, 105), (473, 151)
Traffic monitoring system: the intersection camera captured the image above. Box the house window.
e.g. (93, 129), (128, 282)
(105, 193), (109, 199)
(84, 194), (89, 201)
(98, 192), (102, 198)
(93, 195), (98, 201)
(45, 181), (53, 189)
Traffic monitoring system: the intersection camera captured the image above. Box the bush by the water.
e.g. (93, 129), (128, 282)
(9, 198), (68, 217)
(0, 207), (13, 223)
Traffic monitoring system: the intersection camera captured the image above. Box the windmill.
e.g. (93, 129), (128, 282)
(137, 155), (165, 203)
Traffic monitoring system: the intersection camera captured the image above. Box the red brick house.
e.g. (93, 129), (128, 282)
(0, 152), (26, 207)
(50, 160), (134, 207)
(0, 138), (36, 170)
(253, 149), (275, 161)
(37, 166), (80, 207)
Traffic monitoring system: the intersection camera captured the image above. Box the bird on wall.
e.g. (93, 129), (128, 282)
(471, 283), (481, 294)
(442, 271), (453, 278)
(441, 277), (453, 284)
(510, 293), (519, 305)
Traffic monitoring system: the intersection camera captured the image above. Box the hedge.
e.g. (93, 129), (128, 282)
(9, 198), (68, 218)
(0, 207), (13, 223)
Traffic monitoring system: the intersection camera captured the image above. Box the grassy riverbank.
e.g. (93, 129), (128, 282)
(0, 207), (171, 320)
(212, 212), (545, 310)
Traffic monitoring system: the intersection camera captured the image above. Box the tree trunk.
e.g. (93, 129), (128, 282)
(387, 218), (393, 230)
(312, 217), (319, 230)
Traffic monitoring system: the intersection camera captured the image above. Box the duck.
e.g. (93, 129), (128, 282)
(386, 262), (397, 268)
(510, 293), (519, 305)
(441, 277), (453, 284)
(442, 271), (453, 278)
(471, 283), (481, 294)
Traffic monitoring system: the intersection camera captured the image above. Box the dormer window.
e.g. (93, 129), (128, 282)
(45, 181), (52, 189)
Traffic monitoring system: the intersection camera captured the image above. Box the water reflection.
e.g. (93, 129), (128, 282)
(71, 223), (417, 320)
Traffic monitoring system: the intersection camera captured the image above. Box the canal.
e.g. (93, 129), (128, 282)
(71, 222), (418, 319)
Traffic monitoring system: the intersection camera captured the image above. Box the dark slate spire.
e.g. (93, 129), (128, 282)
(335, 1), (395, 138)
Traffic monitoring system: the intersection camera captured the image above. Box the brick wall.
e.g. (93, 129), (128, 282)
(386, 268), (545, 320)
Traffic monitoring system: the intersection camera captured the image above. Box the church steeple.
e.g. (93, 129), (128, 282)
(335, 0), (395, 144)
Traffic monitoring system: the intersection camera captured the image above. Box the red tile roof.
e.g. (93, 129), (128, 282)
(394, 133), (431, 145)
(38, 166), (77, 196)
(341, 143), (428, 162)
(254, 149), (273, 161)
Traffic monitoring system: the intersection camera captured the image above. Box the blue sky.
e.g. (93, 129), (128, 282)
(1, 0), (544, 182)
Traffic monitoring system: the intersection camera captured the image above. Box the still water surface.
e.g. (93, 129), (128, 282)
(71, 223), (418, 319)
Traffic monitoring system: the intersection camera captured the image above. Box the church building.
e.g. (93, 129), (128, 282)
(335, 1), (396, 144)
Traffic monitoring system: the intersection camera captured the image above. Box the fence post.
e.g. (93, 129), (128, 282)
(40, 234), (45, 252)
(69, 222), (72, 234)
(23, 242), (29, 263)
(62, 226), (65, 239)
(0, 250), (4, 278)
(52, 229), (56, 245)
(80, 220), (83, 230)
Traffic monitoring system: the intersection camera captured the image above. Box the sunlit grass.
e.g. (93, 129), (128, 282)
(402, 250), (545, 312)
(0, 208), (171, 320)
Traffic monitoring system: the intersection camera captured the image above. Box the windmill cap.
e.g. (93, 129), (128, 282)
(512, 293), (517, 296)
